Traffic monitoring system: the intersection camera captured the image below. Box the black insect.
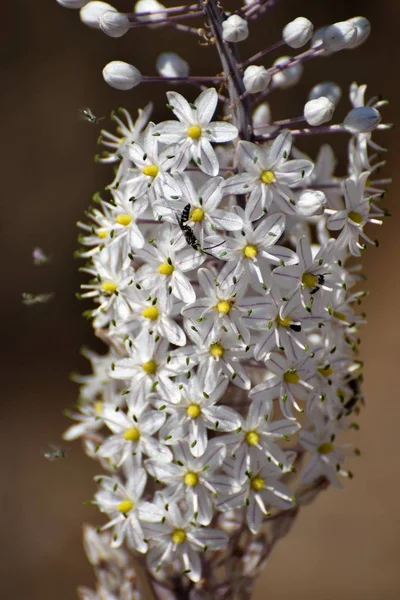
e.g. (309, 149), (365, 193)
(177, 204), (224, 257)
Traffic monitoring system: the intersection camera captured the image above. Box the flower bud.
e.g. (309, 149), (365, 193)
(156, 53), (189, 78)
(134, 0), (167, 27)
(322, 21), (357, 52)
(272, 56), (303, 89)
(222, 15), (249, 43)
(309, 82), (342, 106)
(346, 17), (371, 49)
(99, 10), (130, 37)
(311, 26), (328, 49)
(243, 65), (271, 94)
(304, 97), (335, 126)
(282, 17), (313, 49)
(252, 102), (270, 133)
(297, 190), (327, 217)
(56, 0), (89, 8)
(103, 61), (142, 90)
(343, 106), (381, 133)
(80, 1), (116, 29)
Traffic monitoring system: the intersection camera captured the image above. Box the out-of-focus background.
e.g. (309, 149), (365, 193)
(1, 1), (399, 598)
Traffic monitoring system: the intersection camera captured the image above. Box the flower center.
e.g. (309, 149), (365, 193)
(318, 365), (333, 377)
(117, 499), (134, 513)
(276, 315), (292, 327)
(250, 476), (265, 491)
(97, 229), (108, 239)
(283, 370), (300, 384)
(245, 431), (260, 446)
(348, 210), (363, 224)
(94, 401), (103, 414)
(172, 529), (187, 544)
(187, 403), (201, 418)
(184, 472), (199, 487)
(158, 262), (175, 276)
(142, 306), (159, 320)
(260, 170), (276, 185)
(317, 442), (334, 455)
(190, 207), (205, 222)
(101, 281), (118, 294)
(116, 214), (133, 226)
(244, 244), (258, 259)
(301, 273), (318, 288)
(123, 427), (141, 442)
(210, 342), (224, 358)
(142, 360), (157, 374)
(142, 164), (159, 177)
(187, 125), (202, 139)
(216, 300), (231, 314)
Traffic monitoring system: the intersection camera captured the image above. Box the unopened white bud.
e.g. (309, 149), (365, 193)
(343, 106), (381, 133)
(243, 65), (271, 94)
(346, 17), (371, 49)
(322, 21), (357, 52)
(253, 102), (270, 128)
(80, 1), (116, 29)
(57, 0), (89, 8)
(103, 61), (142, 90)
(156, 53), (189, 78)
(309, 82), (342, 106)
(99, 10), (130, 37)
(282, 17), (313, 49)
(311, 26), (328, 49)
(304, 97), (335, 126)
(222, 15), (249, 43)
(272, 56), (303, 89)
(134, 0), (167, 27)
(297, 190), (327, 217)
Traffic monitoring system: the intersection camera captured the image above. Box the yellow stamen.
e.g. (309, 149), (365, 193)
(302, 273), (318, 288)
(245, 431), (260, 446)
(123, 428), (140, 442)
(210, 342), (224, 358)
(190, 207), (205, 222)
(187, 125), (202, 139)
(142, 306), (159, 320)
(171, 529), (187, 544)
(348, 210), (363, 224)
(101, 281), (118, 293)
(94, 401), (103, 414)
(117, 499), (134, 513)
(333, 311), (346, 321)
(260, 170), (276, 185)
(142, 360), (157, 375)
(318, 365), (333, 377)
(244, 244), (258, 259)
(184, 472), (199, 487)
(276, 315), (292, 327)
(216, 300), (231, 314)
(250, 476), (265, 491)
(158, 262), (174, 276)
(142, 164), (159, 178)
(317, 442), (334, 455)
(283, 370), (300, 384)
(97, 229), (108, 239)
(116, 214), (133, 226)
(187, 404), (201, 418)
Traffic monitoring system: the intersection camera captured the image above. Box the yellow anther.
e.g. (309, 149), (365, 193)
(184, 472), (199, 487)
(158, 262), (174, 276)
(117, 499), (134, 513)
(123, 427), (141, 442)
(142, 306), (159, 320)
(260, 170), (276, 185)
(245, 431), (260, 446)
(94, 401), (103, 414)
(97, 229), (108, 239)
(190, 207), (205, 222)
(250, 476), (265, 491)
(142, 360), (157, 375)
(318, 365), (333, 377)
(187, 404), (201, 418)
(210, 343), (224, 358)
(187, 125), (202, 139)
(302, 273), (318, 288)
(116, 214), (133, 226)
(276, 315), (292, 327)
(244, 244), (258, 259)
(317, 442), (334, 455)
(216, 300), (231, 314)
(332, 311), (346, 321)
(101, 281), (118, 293)
(171, 529), (187, 544)
(283, 370), (300, 384)
(142, 164), (159, 178)
(348, 211), (363, 224)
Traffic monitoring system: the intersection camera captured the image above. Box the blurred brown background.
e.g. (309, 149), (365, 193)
(1, 0), (399, 598)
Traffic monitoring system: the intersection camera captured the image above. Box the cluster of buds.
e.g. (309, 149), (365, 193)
(57, 1), (391, 598)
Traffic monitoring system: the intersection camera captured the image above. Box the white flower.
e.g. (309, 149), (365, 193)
(243, 65), (271, 94)
(99, 10), (130, 38)
(304, 97), (335, 126)
(282, 17), (313, 49)
(152, 88), (238, 176)
(222, 15), (249, 43)
(103, 61), (142, 91)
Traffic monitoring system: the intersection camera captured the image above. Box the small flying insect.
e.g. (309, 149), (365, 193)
(21, 292), (55, 306)
(32, 247), (51, 266)
(177, 204), (224, 257)
(43, 444), (67, 461)
(79, 107), (104, 125)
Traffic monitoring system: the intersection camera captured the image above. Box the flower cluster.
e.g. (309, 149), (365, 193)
(58, 0), (391, 595)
